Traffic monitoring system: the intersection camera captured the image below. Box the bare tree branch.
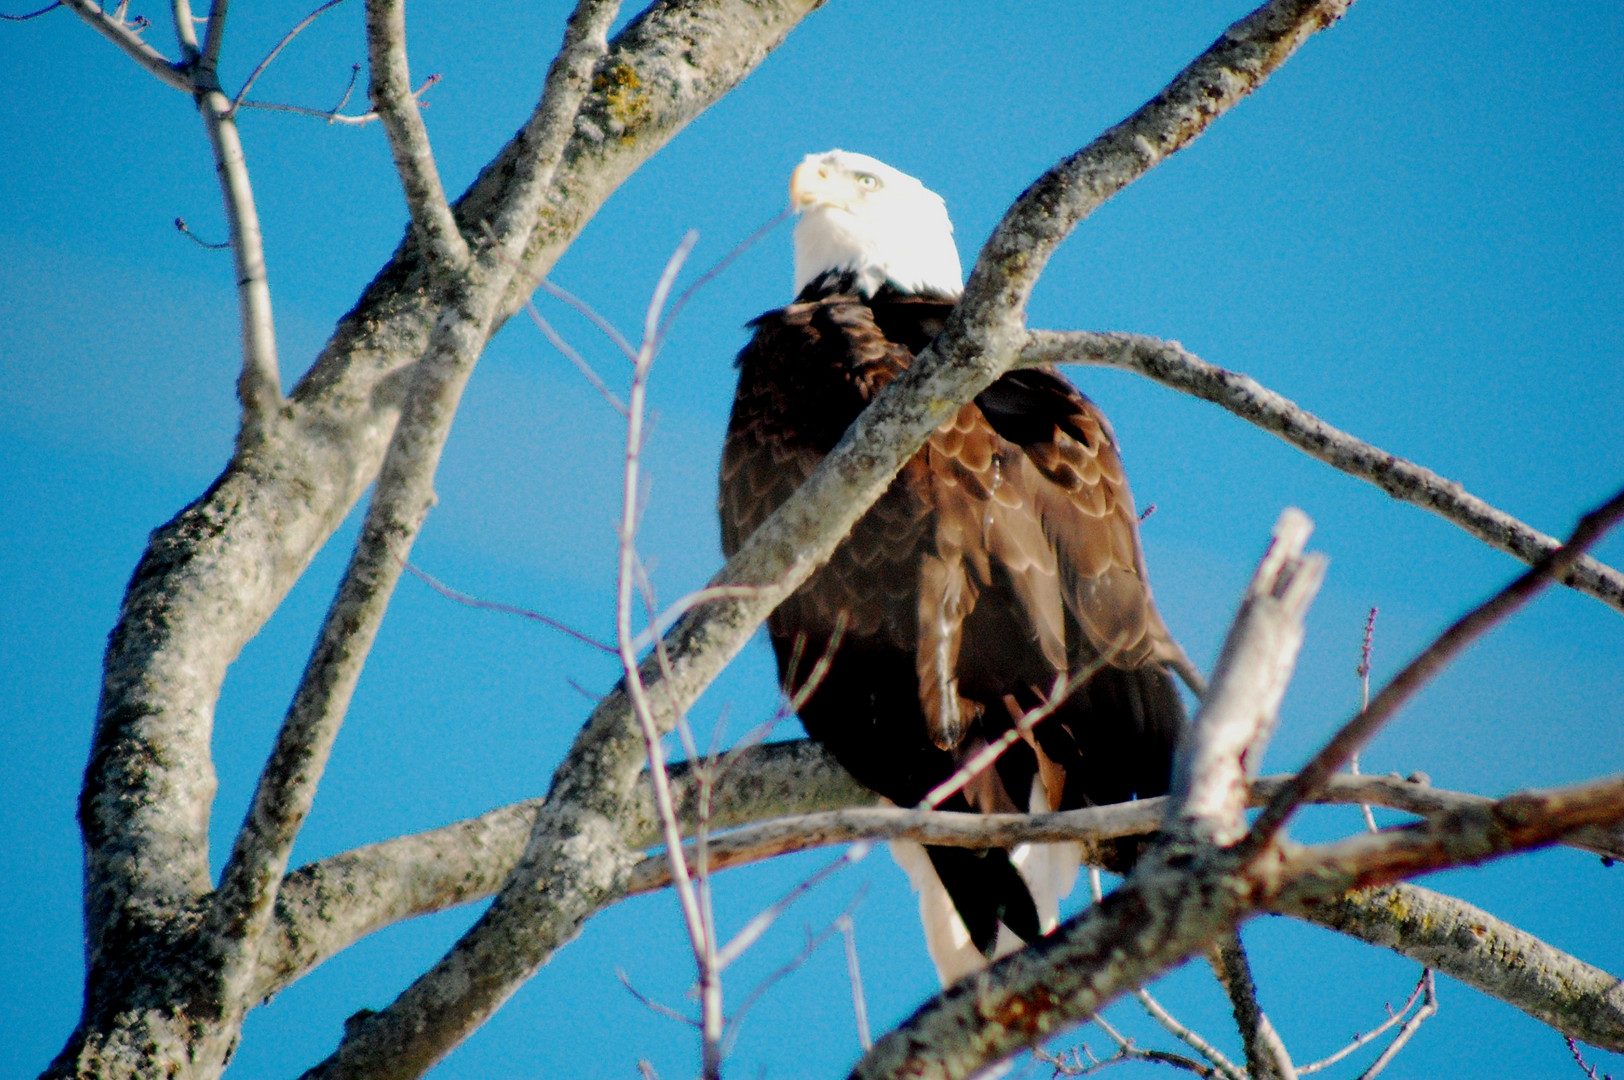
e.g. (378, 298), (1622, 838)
(1296, 968), (1429, 1075)
(255, 742), (866, 999)
(197, 0), (225, 72)
(199, 95), (284, 424)
(1248, 486), (1624, 850)
(1279, 883), (1624, 1053)
(231, 0), (351, 111)
(849, 774), (1622, 1079)
(365, 0), (468, 272)
(1019, 331), (1624, 615)
(1354, 971), (1436, 1080)
(1209, 934), (1297, 1080)
(251, 754), (1624, 1003)
(238, 71), (437, 125)
(61, 0), (192, 90)
(1, 2), (63, 21)
(1275, 776), (1624, 897)
(1170, 509), (1324, 847)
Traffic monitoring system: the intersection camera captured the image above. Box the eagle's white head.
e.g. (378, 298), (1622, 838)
(789, 149), (963, 300)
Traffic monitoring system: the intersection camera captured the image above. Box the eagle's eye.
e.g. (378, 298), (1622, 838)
(854, 173), (881, 190)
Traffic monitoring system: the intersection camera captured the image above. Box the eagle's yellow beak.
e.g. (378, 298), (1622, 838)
(789, 159), (834, 211)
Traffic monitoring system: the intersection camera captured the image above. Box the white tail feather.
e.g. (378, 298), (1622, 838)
(886, 780), (1083, 988)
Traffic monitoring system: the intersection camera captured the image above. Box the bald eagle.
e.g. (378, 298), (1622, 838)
(719, 150), (1192, 984)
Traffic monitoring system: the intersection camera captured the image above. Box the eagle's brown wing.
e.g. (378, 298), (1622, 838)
(720, 292), (1187, 955)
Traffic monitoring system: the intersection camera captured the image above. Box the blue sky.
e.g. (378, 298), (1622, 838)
(2, 1), (1621, 1077)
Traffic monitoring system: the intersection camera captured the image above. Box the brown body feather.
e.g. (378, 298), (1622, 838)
(719, 280), (1188, 962)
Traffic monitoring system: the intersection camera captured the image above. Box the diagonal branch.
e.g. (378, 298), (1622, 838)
(365, 0), (468, 272)
(197, 0), (226, 72)
(1274, 775), (1624, 897)
(1209, 934), (1297, 1080)
(1019, 331), (1624, 615)
(1168, 508), (1324, 846)
(166, 0), (284, 425)
(231, 0), (352, 111)
(60, 0), (192, 90)
(1278, 883), (1624, 1054)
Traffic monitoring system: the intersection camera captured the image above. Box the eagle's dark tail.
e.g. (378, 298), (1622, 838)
(1041, 662), (1188, 874)
(925, 845), (1042, 956)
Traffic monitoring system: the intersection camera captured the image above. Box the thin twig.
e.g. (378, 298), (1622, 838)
(611, 233), (726, 1078)
(713, 837), (869, 971)
(654, 208), (791, 351)
(1036, 1036), (1220, 1078)
(174, 216), (229, 249)
(1354, 971), (1437, 1080)
(1, 1), (61, 19)
(518, 293), (628, 413)
(1247, 486), (1624, 852)
(838, 914), (871, 1053)
(616, 969), (700, 1029)
(400, 558), (614, 654)
(1351, 607), (1380, 834)
(535, 277), (639, 363)
(1296, 969), (1428, 1075)
(721, 907), (857, 1055)
(237, 71), (437, 125)
(231, 0), (352, 110)
(1565, 1035), (1616, 1080)
(920, 646), (1119, 811)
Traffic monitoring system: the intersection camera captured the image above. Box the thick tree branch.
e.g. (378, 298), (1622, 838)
(622, 774), (1624, 900)
(365, 0), (468, 273)
(251, 757), (1624, 1057)
(1280, 883), (1624, 1053)
(1019, 331), (1624, 615)
(254, 742), (864, 998)
(849, 776), (1622, 1080)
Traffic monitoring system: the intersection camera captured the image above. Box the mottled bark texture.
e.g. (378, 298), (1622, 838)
(56, 1), (826, 1076)
(1282, 884), (1624, 1053)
